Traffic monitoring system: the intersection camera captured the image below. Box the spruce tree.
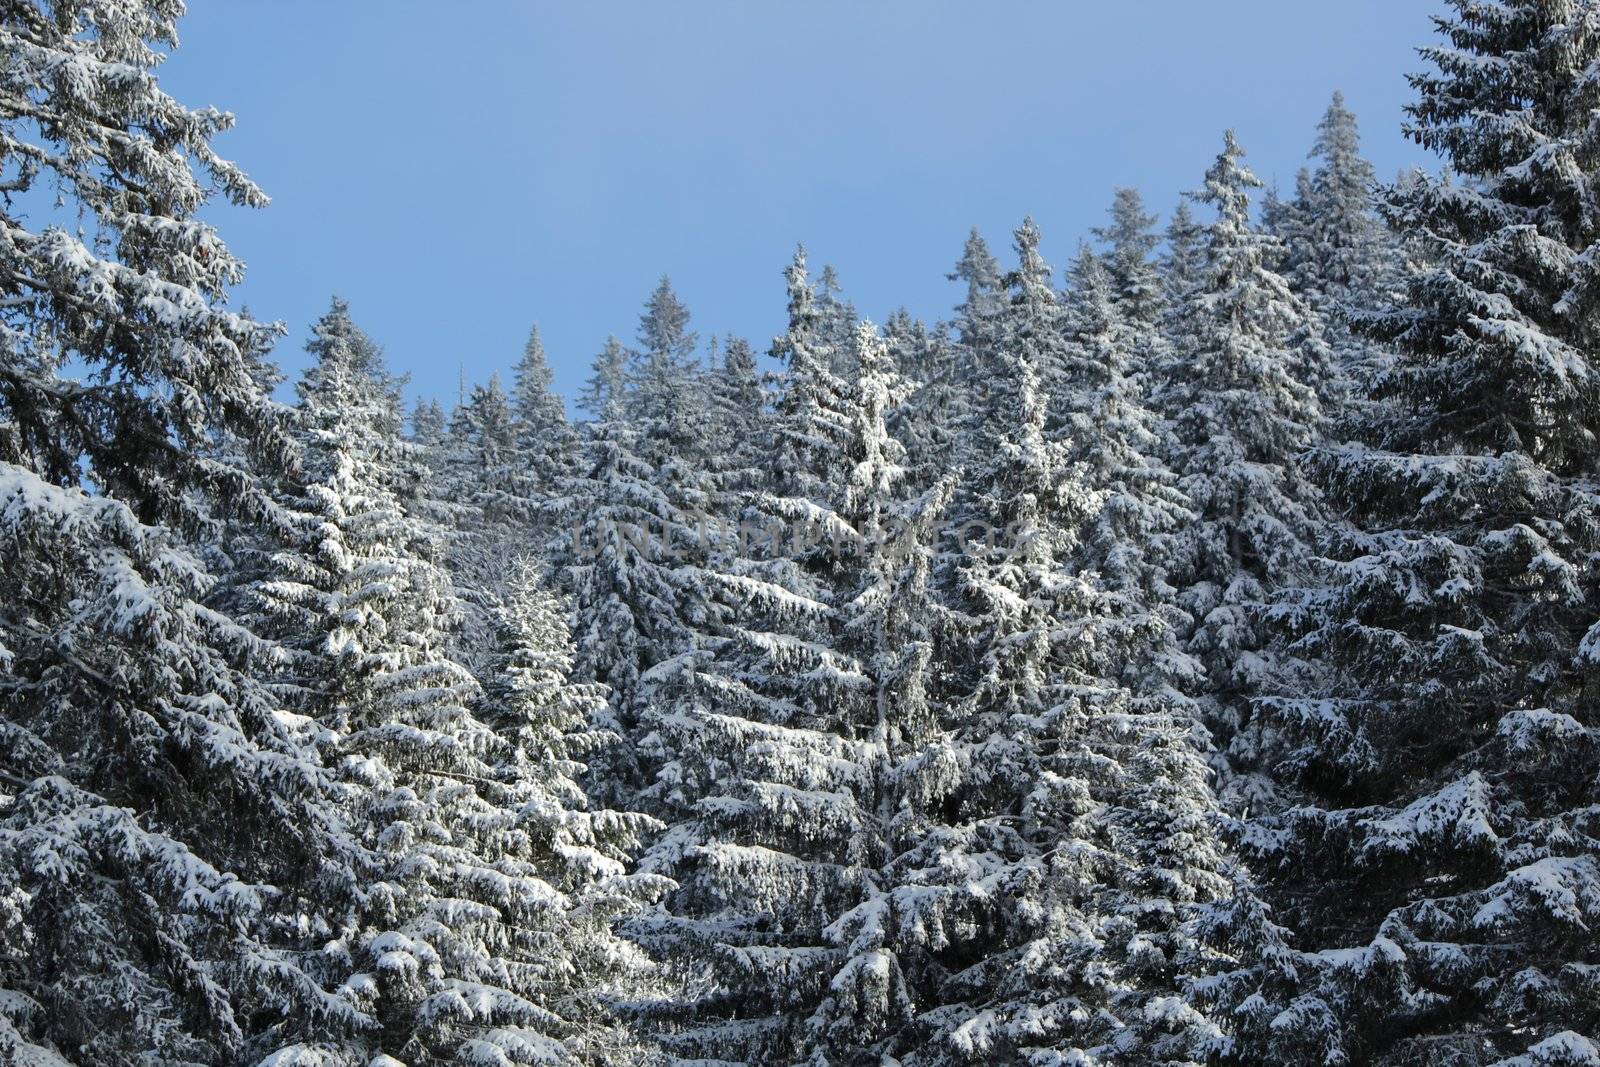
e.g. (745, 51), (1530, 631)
(254, 309), (662, 1065)
(1283, 93), (1403, 430)
(1059, 246), (1201, 705)
(1159, 202), (1208, 321)
(1234, 5), (1600, 1061)
(512, 324), (580, 498)
(918, 331), (1232, 1066)
(945, 228), (1005, 467)
(633, 323), (944, 1064)
(0, 6), (349, 1061)
(706, 335), (767, 477)
(1155, 132), (1326, 750)
(1000, 219), (1074, 431)
(565, 317), (726, 798)
(581, 337), (630, 421)
(767, 248), (854, 501)
(1093, 187), (1166, 327)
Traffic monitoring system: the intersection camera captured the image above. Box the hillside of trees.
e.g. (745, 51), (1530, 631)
(3, 2), (1599, 1065)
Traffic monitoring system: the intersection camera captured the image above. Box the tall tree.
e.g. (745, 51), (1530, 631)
(1060, 245), (1200, 705)
(916, 323), (1232, 1065)
(767, 247), (854, 501)
(1155, 132), (1326, 751)
(0, 6), (350, 1062)
(512, 324), (580, 496)
(253, 308), (663, 1065)
(634, 323), (946, 1064)
(1281, 93), (1403, 430)
(1235, 5), (1600, 1061)
(1000, 219), (1074, 432)
(565, 318), (727, 799)
(580, 336), (630, 421)
(1093, 187), (1166, 327)
(628, 275), (707, 464)
(945, 228), (1005, 468)
(1160, 201), (1208, 320)
(706, 334), (767, 477)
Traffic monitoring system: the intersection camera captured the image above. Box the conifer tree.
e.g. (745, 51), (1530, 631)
(884, 308), (961, 489)
(581, 337), (630, 421)
(1234, 6), (1600, 1060)
(1093, 187), (1166, 327)
(253, 309), (663, 1065)
(945, 228), (1006, 466)
(917, 331), (1232, 1066)
(634, 323), (947, 1064)
(565, 318), (726, 798)
(1155, 133), (1326, 745)
(1060, 246), (1200, 704)
(815, 263), (861, 379)
(767, 248), (854, 500)
(1000, 219), (1074, 430)
(0, 6), (350, 1061)
(512, 324), (580, 496)
(1280, 93), (1402, 429)
(412, 399), (449, 450)
(1159, 201), (1208, 320)
(707, 335), (767, 477)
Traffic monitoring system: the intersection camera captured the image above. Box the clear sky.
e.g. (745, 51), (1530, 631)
(161, 1), (1439, 414)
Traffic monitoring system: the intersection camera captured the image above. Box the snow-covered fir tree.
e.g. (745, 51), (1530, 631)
(1277, 93), (1403, 431)
(565, 300), (727, 799)
(706, 335), (767, 479)
(883, 307), (962, 489)
(999, 219), (1073, 430)
(1233, 4), (1600, 1061)
(944, 228), (1006, 469)
(513, 325), (581, 503)
(0, 6), (346, 1062)
(1159, 201), (1208, 321)
(917, 328), (1233, 1065)
(1155, 132), (1327, 763)
(581, 336), (631, 421)
(1092, 187), (1166, 328)
(632, 322), (950, 1064)
(1058, 245), (1201, 706)
(766, 248), (855, 501)
(251, 308), (664, 1065)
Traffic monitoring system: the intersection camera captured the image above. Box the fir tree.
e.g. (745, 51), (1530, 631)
(512, 324), (580, 496)
(1159, 201), (1208, 321)
(999, 219), (1073, 431)
(0, 6), (347, 1061)
(1155, 132), (1326, 748)
(945, 228), (1006, 466)
(767, 247), (854, 501)
(918, 333), (1232, 1066)
(1233, 5), (1600, 1061)
(254, 309), (663, 1065)
(581, 337), (630, 421)
(1059, 245), (1200, 705)
(1284, 93), (1403, 430)
(634, 323), (944, 1064)
(565, 321), (726, 799)
(1093, 187), (1166, 327)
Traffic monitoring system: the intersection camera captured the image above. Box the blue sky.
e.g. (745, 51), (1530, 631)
(162, 2), (1437, 414)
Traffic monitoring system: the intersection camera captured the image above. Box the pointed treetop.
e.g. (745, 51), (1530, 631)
(638, 274), (697, 366)
(1012, 216), (1051, 289)
(1313, 90), (1361, 164)
(513, 322), (567, 430)
(1197, 130), (1262, 232)
(1093, 187), (1160, 263)
(582, 335), (629, 420)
